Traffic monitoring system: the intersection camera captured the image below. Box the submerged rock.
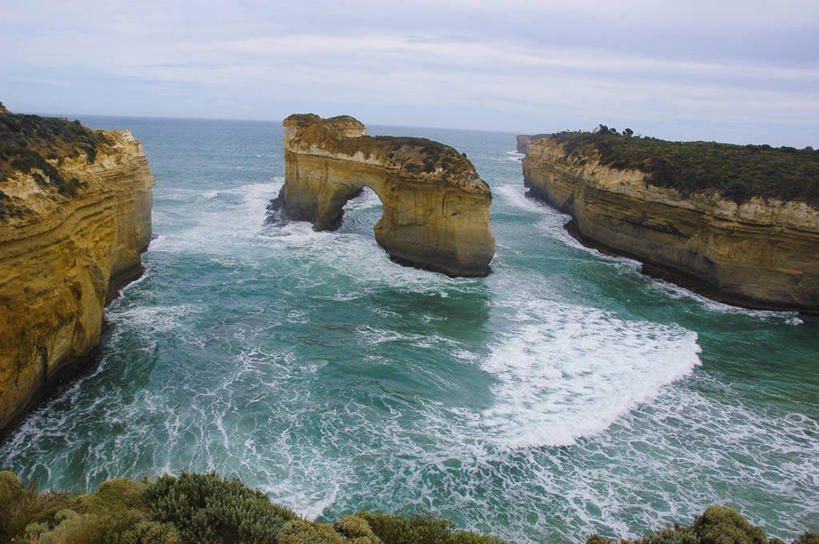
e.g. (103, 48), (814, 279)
(272, 114), (495, 277)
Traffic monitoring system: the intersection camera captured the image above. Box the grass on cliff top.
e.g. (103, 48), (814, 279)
(0, 111), (109, 195)
(0, 471), (504, 544)
(2, 470), (816, 544)
(287, 114), (477, 180)
(544, 128), (819, 207)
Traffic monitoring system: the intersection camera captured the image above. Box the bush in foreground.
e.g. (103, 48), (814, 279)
(1, 471), (815, 544)
(141, 472), (298, 544)
(587, 505), (816, 544)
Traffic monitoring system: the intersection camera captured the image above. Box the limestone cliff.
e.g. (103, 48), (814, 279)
(522, 136), (819, 312)
(271, 114), (495, 277)
(516, 134), (549, 156)
(0, 111), (155, 435)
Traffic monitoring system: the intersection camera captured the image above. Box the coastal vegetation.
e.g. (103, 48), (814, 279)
(0, 110), (108, 213)
(546, 128), (819, 206)
(1, 471), (815, 544)
(284, 114), (478, 181)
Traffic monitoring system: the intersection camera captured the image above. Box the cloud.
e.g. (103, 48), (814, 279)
(2, 0), (818, 144)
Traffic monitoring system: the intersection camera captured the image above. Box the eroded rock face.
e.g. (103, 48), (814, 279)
(272, 114), (495, 277)
(0, 127), (155, 435)
(522, 137), (819, 312)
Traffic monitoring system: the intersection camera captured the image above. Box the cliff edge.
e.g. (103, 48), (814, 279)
(521, 132), (819, 313)
(0, 108), (155, 435)
(271, 114), (495, 277)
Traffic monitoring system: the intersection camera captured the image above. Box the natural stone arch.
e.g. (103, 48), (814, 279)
(271, 114), (495, 277)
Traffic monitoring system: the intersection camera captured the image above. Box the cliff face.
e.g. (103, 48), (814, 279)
(516, 134), (549, 156)
(522, 137), (819, 312)
(0, 122), (155, 435)
(272, 114), (495, 277)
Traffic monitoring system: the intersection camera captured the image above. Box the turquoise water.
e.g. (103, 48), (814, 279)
(1, 117), (817, 543)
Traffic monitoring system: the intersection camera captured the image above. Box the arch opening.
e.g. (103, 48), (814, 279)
(339, 186), (383, 236)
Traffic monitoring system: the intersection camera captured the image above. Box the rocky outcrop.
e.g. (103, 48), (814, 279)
(0, 116), (155, 435)
(271, 114), (494, 277)
(522, 136), (819, 312)
(516, 134), (549, 156)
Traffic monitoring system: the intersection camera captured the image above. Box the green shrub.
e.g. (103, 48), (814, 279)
(586, 535), (617, 544)
(0, 472), (80, 543)
(334, 515), (382, 544)
(279, 519), (347, 544)
(82, 478), (146, 514)
(121, 520), (181, 544)
(447, 531), (508, 544)
(793, 533), (819, 544)
(692, 506), (767, 544)
(140, 472), (297, 544)
(0, 112), (104, 198)
(640, 527), (699, 544)
(22, 509), (102, 544)
(356, 512), (453, 544)
(355, 512), (504, 544)
(587, 506), (792, 544)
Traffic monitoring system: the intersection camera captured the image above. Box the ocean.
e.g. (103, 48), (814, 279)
(1, 116), (816, 543)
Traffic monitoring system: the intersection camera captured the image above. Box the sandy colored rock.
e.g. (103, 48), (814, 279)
(272, 114), (495, 277)
(522, 137), (819, 312)
(0, 129), (154, 435)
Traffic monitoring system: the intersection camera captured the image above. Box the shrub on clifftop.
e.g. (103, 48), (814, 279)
(140, 472), (298, 544)
(587, 505), (815, 544)
(355, 512), (504, 544)
(1, 471), (814, 544)
(545, 130), (819, 207)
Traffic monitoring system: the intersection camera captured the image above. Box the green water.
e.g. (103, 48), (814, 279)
(1, 117), (816, 543)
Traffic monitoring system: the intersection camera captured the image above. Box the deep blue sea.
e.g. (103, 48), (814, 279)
(1, 116), (817, 543)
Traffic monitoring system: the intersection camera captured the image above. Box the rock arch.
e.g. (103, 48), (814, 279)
(271, 114), (495, 277)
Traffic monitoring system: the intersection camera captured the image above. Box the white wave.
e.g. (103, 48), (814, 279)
(357, 325), (417, 345)
(342, 186), (382, 212)
(477, 300), (701, 448)
(109, 304), (200, 334)
(258, 217), (465, 293)
(494, 184), (555, 214)
(645, 276), (804, 323)
(151, 179), (283, 255)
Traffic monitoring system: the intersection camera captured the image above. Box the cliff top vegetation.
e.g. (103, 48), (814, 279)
(284, 114), (487, 193)
(543, 127), (819, 207)
(0, 111), (111, 178)
(0, 471), (504, 544)
(1, 470), (816, 544)
(0, 110), (111, 219)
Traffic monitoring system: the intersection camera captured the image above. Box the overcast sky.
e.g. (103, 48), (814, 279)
(3, 0), (818, 145)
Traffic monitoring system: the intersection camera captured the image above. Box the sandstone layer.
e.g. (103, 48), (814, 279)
(0, 118), (155, 435)
(516, 134), (549, 156)
(271, 114), (495, 276)
(522, 137), (819, 312)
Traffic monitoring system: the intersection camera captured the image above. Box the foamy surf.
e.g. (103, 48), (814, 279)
(477, 301), (701, 448)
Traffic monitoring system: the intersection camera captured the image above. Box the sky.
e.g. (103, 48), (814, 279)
(2, 0), (818, 146)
